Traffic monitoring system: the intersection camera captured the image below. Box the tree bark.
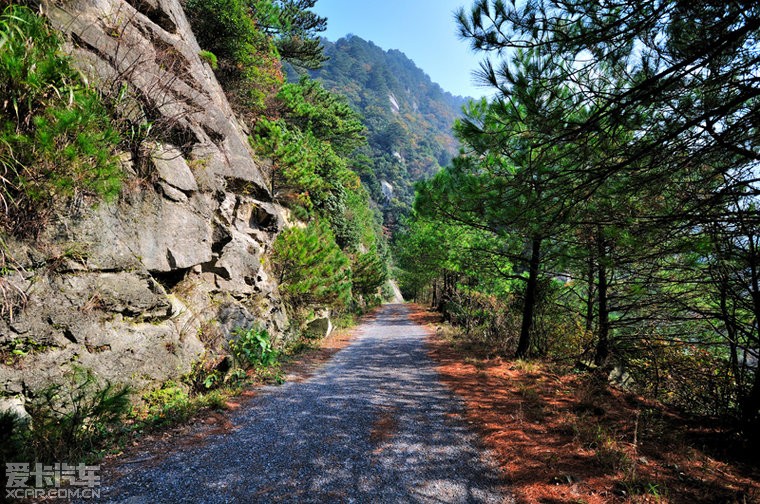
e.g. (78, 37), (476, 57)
(744, 367), (760, 447)
(431, 280), (438, 309)
(585, 251), (595, 333)
(516, 237), (541, 358)
(594, 231), (610, 366)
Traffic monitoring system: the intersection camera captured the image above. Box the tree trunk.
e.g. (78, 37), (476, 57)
(594, 231), (610, 366)
(744, 368), (760, 446)
(516, 237), (541, 358)
(431, 280), (438, 309)
(441, 272), (450, 320)
(585, 251), (595, 333)
(720, 277), (743, 404)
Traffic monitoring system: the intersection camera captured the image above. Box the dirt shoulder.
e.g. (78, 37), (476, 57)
(409, 304), (760, 504)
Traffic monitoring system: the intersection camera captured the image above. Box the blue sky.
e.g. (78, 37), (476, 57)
(312, 0), (489, 99)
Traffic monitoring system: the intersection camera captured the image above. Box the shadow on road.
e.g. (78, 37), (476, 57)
(100, 304), (510, 504)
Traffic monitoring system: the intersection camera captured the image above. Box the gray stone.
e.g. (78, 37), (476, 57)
(305, 314), (333, 339)
(217, 192), (237, 226)
(0, 396), (28, 421)
(45, 0), (271, 196)
(158, 181), (188, 202)
(234, 198), (285, 234)
(214, 229), (264, 295)
(118, 151), (137, 177)
(151, 143), (198, 192)
(48, 191), (213, 273)
(381, 180), (394, 200)
(387, 280), (405, 303)
(0, 366), (24, 395)
(76, 321), (204, 387)
(0, 0), (294, 405)
(59, 272), (171, 319)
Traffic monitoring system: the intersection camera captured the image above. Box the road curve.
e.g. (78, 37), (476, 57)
(100, 304), (511, 503)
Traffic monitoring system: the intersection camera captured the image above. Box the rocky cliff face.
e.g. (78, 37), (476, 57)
(0, 0), (290, 407)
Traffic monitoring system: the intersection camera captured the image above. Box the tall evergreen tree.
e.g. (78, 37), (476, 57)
(453, 0), (760, 436)
(252, 0), (328, 70)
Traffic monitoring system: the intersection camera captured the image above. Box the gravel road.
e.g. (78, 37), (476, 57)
(99, 304), (511, 503)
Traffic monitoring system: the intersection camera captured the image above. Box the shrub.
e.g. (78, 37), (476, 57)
(230, 325), (279, 368)
(251, 78), (367, 217)
(445, 290), (520, 355)
(0, 5), (121, 236)
(351, 249), (388, 299)
(185, 0), (283, 120)
(137, 381), (234, 429)
(270, 220), (352, 310)
(198, 49), (218, 69)
(0, 408), (26, 467)
(253, 117), (331, 204)
(184, 352), (230, 393)
(141, 381), (192, 425)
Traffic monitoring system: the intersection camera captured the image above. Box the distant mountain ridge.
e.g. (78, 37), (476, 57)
(304, 35), (470, 227)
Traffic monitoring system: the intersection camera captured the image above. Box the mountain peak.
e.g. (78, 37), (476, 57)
(307, 36), (468, 227)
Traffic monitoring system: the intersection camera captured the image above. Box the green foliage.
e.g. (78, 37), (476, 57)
(254, 115), (342, 206)
(253, 0), (328, 70)
(253, 78), (365, 211)
(189, 2), (392, 317)
(185, 0), (257, 64)
(0, 408), (25, 467)
(4, 368), (130, 464)
(198, 49), (218, 69)
(0, 5), (121, 236)
(253, 76), (390, 310)
(230, 325), (279, 368)
(271, 220), (352, 310)
(185, 0), (283, 119)
(395, 0), (760, 439)
(277, 78), (366, 155)
(351, 249), (388, 298)
(183, 353), (229, 393)
(309, 35), (467, 228)
(324, 183), (384, 253)
(1, 336), (49, 365)
(137, 380), (234, 429)
(141, 381), (193, 425)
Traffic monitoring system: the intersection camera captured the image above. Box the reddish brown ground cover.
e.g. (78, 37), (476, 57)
(409, 304), (760, 504)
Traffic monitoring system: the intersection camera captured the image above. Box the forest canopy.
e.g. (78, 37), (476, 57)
(396, 0), (760, 443)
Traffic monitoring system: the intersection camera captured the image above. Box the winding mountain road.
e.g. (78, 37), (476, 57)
(100, 304), (511, 503)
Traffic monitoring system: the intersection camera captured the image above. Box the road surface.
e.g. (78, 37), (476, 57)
(99, 304), (511, 503)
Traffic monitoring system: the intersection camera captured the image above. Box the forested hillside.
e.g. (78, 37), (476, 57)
(3, 0), (759, 498)
(306, 36), (469, 229)
(0, 0), (391, 466)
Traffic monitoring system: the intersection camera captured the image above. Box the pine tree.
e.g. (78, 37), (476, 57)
(271, 220), (352, 309)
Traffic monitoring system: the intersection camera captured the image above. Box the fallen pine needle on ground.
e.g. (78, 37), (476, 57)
(408, 304), (760, 504)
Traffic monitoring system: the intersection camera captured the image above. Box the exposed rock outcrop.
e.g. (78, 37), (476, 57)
(304, 310), (333, 340)
(0, 0), (290, 402)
